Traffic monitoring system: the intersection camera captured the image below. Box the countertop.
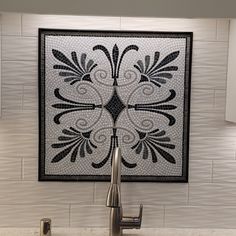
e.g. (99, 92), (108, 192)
(1, 228), (236, 236)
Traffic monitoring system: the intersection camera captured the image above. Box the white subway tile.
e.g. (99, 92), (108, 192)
(191, 66), (227, 89)
(213, 160), (236, 182)
(1, 13), (21, 36)
(0, 158), (22, 180)
(165, 206), (236, 228)
(2, 36), (37, 61)
(192, 41), (228, 66)
(214, 89), (226, 113)
(0, 133), (37, 158)
(189, 183), (236, 205)
(71, 204), (164, 228)
(23, 85), (38, 110)
(22, 14), (121, 36)
(23, 158), (37, 180)
(2, 61), (37, 85)
(189, 136), (236, 160)
(190, 89), (214, 113)
(95, 182), (188, 205)
(0, 205), (69, 227)
(217, 19), (230, 41)
(1, 84), (23, 111)
(190, 113), (236, 137)
(121, 18), (216, 41)
(0, 181), (93, 204)
(71, 205), (109, 227)
(189, 160), (212, 182)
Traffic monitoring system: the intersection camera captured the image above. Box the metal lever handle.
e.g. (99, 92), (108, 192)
(121, 204), (143, 229)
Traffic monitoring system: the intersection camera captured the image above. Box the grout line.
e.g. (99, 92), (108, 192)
(69, 204), (71, 227)
(211, 160), (214, 183)
(163, 205), (166, 228)
(93, 182), (96, 204)
(20, 14), (23, 36)
(21, 157), (24, 180)
(213, 89), (216, 109)
(187, 183), (190, 204)
(0, 22), (2, 118)
(22, 84), (25, 110)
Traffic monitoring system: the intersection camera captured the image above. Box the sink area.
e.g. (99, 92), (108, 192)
(1, 228), (236, 236)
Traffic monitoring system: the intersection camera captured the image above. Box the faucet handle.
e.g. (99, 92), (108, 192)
(121, 204), (143, 229)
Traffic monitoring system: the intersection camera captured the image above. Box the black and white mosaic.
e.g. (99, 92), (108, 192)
(39, 29), (192, 182)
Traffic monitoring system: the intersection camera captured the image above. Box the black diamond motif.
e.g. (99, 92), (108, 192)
(104, 88), (126, 124)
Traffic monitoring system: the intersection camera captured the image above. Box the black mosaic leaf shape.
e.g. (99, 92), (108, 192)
(128, 89), (177, 126)
(134, 51), (179, 87)
(93, 44), (139, 85)
(51, 128), (97, 163)
(92, 129), (137, 169)
(52, 88), (102, 125)
(131, 129), (176, 164)
(52, 49), (97, 85)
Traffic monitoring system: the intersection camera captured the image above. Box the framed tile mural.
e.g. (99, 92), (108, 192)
(38, 29), (192, 182)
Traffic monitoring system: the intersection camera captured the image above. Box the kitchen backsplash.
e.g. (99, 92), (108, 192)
(0, 13), (236, 228)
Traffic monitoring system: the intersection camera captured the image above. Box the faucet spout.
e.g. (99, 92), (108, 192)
(106, 147), (121, 208)
(106, 147), (143, 236)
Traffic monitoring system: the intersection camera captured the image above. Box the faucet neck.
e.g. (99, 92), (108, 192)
(106, 147), (122, 208)
(111, 148), (121, 185)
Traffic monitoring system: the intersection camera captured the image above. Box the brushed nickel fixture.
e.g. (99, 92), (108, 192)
(40, 218), (51, 236)
(106, 147), (143, 236)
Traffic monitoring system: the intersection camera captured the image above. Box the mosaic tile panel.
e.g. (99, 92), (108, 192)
(39, 29), (192, 181)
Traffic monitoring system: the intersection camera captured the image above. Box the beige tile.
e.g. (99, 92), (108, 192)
(95, 182), (188, 205)
(213, 160), (236, 182)
(0, 158), (22, 180)
(1, 13), (21, 36)
(71, 204), (164, 228)
(190, 89), (214, 113)
(192, 41), (228, 66)
(23, 158), (37, 180)
(189, 183), (236, 205)
(189, 136), (236, 160)
(189, 160), (212, 183)
(165, 206), (236, 228)
(214, 89), (226, 113)
(71, 205), (109, 227)
(0, 133), (37, 158)
(121, 18), (216, 41)
(0, 205), (69, 227)
(22, 14), (121, 36)
(1, 84), (23, 110)
(2, 36), (37, 61)
(0, 181), (93, 204)
(190, 113), (236, 137)
(23, 85), (38, 110)
(2, 61), (37, 85)
(217, 19), (230, 41)
(191, 66), (227, 89)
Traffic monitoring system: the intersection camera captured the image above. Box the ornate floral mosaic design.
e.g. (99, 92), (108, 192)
(39, 29), (192, 182)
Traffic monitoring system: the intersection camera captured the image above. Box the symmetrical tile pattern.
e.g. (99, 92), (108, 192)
(0, 13), (236, 228)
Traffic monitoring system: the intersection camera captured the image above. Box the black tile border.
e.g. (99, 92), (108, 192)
(38, 29), (193, 182)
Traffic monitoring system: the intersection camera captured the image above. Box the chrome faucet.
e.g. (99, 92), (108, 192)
(106, 147), (143, 236)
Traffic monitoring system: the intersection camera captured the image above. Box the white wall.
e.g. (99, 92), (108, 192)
(1, 0), (236, 18)
(0, 13), (236, 228)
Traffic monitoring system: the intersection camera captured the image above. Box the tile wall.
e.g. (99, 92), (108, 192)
(0, 13), (236, 228)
